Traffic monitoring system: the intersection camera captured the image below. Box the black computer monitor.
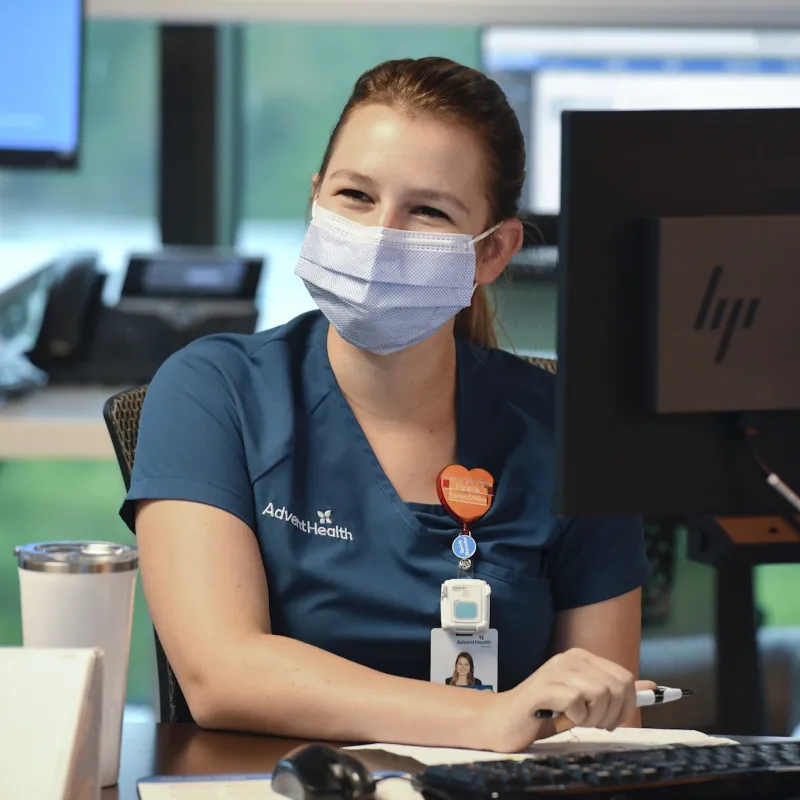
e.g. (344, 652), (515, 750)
(0, 0), (84, 169)
(554, 107), (800, 519)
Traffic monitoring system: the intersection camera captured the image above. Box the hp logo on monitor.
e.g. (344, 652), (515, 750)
(694, 265), (760, 363)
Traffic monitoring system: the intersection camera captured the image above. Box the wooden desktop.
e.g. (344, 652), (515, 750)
(107, 720), (407, 800)
(107, 720), (795, 800)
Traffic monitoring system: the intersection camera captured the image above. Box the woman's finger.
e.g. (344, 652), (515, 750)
(558, 671), (612, 729)
(539, 681), (590, 727)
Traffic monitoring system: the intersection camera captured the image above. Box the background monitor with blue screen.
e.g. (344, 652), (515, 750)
(0, 0), (84, 168)
(482, 27), (800, 214)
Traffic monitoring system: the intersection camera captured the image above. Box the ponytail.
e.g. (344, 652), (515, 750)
(454, 284), (498, 350)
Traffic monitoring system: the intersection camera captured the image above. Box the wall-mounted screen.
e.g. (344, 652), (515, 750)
(0, 0), (84, 168)
(483, 27), (800, 213)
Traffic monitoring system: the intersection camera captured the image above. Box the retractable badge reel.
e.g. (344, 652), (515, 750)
(430, 466), (499, 692)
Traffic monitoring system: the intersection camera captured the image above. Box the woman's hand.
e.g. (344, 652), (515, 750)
(484, 648), (657, 753)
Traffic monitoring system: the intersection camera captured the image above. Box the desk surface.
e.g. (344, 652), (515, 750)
(0, 385), (121, 459)
(107, 722), (793, 800)
(108, 721), (306, 800)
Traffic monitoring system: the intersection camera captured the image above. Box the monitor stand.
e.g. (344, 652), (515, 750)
(689, 516), (800, 735)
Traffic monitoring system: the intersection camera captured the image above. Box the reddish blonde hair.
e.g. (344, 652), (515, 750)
(315, 57), (526, 350)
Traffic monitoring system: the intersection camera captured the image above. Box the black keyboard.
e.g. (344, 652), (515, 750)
(415, 742), (800, 799)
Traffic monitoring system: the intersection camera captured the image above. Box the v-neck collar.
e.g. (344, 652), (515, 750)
(306, 315), (517, 545)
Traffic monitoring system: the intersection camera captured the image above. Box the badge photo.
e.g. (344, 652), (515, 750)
(430, 628), (499, 692)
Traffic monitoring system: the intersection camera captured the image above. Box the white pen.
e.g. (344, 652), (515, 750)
(535, 686), (693, 719)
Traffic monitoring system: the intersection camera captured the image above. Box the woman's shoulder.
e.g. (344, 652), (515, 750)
(151, 311), (325, 392)
(466, 341), (555, 389)
(490, 348), (556, 389)
(462, 341), (556, 415)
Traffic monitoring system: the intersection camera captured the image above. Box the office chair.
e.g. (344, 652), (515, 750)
(103, 359), (674, 725)
(103, 385), (195, 724)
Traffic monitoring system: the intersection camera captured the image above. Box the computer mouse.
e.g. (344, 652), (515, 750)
(272, 743), (377, 800)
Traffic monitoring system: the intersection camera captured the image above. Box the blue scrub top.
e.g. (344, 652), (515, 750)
(123, 311), (651, 691)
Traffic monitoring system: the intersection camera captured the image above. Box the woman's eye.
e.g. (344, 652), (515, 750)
(412, 205), (449, 220)
(338, 189), (371, 202)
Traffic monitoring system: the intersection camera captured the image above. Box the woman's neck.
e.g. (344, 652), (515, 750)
(326, 324), (457, 424)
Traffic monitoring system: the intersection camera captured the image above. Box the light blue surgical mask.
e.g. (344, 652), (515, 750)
(295, 203), (502, 354)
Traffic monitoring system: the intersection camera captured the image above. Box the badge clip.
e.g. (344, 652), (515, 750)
(437, 464), (495, 579)
(440, 578), (491, 635)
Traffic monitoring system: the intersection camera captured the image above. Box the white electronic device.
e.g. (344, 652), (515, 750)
(0, 647), (103, 800)
(440, 578), (491, 634)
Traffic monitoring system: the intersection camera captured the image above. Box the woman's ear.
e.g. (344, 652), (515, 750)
(475, 218), (524, 285)
(311, 172), (320, 198)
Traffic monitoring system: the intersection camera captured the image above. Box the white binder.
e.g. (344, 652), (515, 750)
(0, 647), (103, 800)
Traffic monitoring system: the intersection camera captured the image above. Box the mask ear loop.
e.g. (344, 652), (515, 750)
(470, 219), (504, 246)
(470, 220), (505, 293)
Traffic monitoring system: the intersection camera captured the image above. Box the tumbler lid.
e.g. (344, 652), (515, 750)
(14, 541), (138, 574)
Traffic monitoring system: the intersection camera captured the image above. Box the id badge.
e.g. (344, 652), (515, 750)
(430, 628), (499, 692)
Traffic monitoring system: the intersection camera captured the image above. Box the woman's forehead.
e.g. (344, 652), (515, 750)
(328, 104), (486, 196)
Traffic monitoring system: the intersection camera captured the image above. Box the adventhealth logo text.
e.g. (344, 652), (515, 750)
(262, 503), (354, 541)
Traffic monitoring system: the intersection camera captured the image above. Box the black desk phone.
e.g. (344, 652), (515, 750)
(27, 249), (264, 385)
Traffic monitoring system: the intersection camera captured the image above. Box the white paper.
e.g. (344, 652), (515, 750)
(345, 727), (739, 765)
(137, 778), (273, 799)
(136, 777), (416, 800)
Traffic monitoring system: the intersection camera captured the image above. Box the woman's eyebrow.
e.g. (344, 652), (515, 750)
(329, 169), (375, 186)
(412, 187), (469, 214)
(328, 169), (468, 213)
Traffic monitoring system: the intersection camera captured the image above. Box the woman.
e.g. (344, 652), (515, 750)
(447, 653), (483, 688)
(124, 57), (654, 753)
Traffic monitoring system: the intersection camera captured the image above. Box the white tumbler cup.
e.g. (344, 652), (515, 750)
(16, 541), (138, 788)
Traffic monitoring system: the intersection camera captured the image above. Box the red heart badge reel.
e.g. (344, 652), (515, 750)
(436, 465), (495, 565)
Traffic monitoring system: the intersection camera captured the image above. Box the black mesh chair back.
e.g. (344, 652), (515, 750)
(103, 385), (194, 724)
(522, 356), (676, 626)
